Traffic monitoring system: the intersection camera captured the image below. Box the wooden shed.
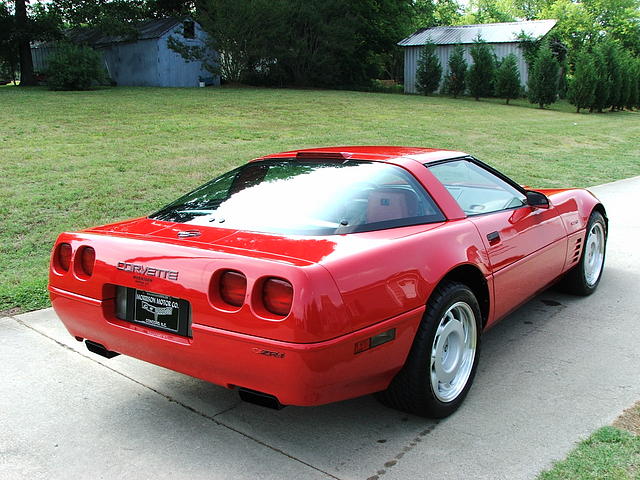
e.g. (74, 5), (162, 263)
(32, 17), (219, 88)
(398, 19), (556, 94)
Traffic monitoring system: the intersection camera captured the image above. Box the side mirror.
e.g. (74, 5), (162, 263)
(526, 190), (550, 209)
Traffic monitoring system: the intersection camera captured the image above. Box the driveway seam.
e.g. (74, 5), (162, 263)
(11, 316), (343, 480)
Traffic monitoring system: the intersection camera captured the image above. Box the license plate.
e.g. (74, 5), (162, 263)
(119, 288), (190, 337)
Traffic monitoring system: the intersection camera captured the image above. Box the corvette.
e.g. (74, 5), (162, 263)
(49, 146), (607, 418)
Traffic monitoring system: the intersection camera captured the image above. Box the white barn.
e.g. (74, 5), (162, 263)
(398, 19), (557, 94)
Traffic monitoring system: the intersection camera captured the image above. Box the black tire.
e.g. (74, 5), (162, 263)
(377, 281), (482, 418)
(558, 210), (607, 296)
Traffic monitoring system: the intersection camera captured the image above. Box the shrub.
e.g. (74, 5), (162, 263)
(494, 53), (521, 104)
(47, 43), (106, 91)
(446, 44), (467, 98)
(567, 50), (597, 113)
(528, 43), (559, 108)
(467, 36), (495, 100)
(416, 41), (442, 95)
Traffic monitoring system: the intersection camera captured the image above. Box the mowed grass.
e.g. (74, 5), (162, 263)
(1, 85), (639, 313)
(538, 426), (640, 480)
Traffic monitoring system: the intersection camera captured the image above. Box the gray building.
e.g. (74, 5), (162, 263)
(398, 19), (557, 94)
(32, 18), (219, 88)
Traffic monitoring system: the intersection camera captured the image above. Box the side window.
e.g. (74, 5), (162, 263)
(429, 160), (526, 215)
(183, 21), (195, 39)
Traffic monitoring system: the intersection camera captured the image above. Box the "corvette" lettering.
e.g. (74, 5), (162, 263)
(116, 262), (179, 281)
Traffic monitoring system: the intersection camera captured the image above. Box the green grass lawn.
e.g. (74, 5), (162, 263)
(1, 85), (639, 314)
(539, 426), (640, 480)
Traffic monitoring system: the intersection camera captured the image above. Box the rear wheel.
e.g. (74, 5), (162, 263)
(377, 281), (481, 418)
(559, 210), (607, 296)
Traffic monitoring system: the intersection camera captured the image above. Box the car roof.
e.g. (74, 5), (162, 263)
(255, 146), (469, 164)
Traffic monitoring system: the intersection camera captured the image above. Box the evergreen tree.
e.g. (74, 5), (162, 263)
(494, 53), (521, 104)
(602, 41), (623, 111)
(627, 58), (639, 110)
(467, 35), (495, 100)
(617, 53), (632, 110)
(528, 43), (559, 108)
(416, 41), (442, 95)
(590, 43), (611, 113)
(446, 44), (467, 98)
(567, 50), (597, 113)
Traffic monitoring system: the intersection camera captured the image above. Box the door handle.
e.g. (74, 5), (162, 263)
(487, 231), (500, 245)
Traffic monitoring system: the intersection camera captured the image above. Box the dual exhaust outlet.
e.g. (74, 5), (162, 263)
(83, 340), (284, 410)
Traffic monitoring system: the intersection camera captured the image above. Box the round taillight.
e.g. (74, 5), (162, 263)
(76, 247), (96, 277)
(57, 243), (72, 272)
(219, 270), (247, 307)
(262, 278), (293, 317)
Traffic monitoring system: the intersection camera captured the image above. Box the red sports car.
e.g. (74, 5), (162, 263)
(49, 146), (607, 418)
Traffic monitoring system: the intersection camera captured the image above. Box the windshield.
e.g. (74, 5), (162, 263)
(151, 159), (444, 235)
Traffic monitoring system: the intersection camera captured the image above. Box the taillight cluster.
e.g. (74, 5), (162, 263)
(211, 270), (294, 318)
(219, 270), (247, 307)
(54, 243), (96, 279)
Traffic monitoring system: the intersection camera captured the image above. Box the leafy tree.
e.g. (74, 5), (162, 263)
(433, 0), (463, 26)
(51, 0), (149, 32)
(169, 0), (417, 88)
(495, 53), (521, 103)
(46, 42), (106, 90)
(412, 0), (463, 29)
(168, 0), (269, 83)
(416, 41), (442, 95)
(567, 50), (597, 112)
(0, 2), (18, 82)
(461, 0), (515, 23)
(445, 44), (467, 97)
(467, 35), (496, 100)
(5, 1), (60, 86)
(582, 0), (640, 55)
(540, 0), (640, 56)
(528, 43), (559, 108)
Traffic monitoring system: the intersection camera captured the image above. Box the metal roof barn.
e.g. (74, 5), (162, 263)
(398, 19), (557, 94)
(32, 18), (219, 88)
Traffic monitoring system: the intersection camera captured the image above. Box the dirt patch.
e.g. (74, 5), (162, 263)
(613, 401), (640, 435)
(0, 307), (22, 318)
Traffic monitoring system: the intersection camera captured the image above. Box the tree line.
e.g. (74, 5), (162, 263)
(1, 0), (639, 94)
(415, 35), (640, 112)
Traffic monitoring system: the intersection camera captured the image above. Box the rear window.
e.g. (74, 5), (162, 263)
(151, 159), (444, 235)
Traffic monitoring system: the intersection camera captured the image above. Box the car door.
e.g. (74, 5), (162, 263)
(429, 159), (567, 324)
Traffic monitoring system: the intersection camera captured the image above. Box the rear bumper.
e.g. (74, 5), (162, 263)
(50, 286), (424, 406)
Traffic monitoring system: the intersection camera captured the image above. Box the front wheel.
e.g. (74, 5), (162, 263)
(559, 210), (607, 296)
(377, 281), (482, 418)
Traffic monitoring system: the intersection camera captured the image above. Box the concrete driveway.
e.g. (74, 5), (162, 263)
(2, 176), (639, 480)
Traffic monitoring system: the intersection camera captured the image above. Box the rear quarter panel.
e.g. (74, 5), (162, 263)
(318, 220), (492, 331)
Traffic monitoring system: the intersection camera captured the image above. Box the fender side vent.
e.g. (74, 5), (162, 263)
(572, 237), (583, 263)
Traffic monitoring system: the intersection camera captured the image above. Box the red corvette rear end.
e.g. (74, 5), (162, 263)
(50, 146), (607, 416)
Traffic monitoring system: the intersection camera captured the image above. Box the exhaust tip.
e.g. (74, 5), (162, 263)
(85, 340), (120, 359)
(238, 387), (285, 410)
